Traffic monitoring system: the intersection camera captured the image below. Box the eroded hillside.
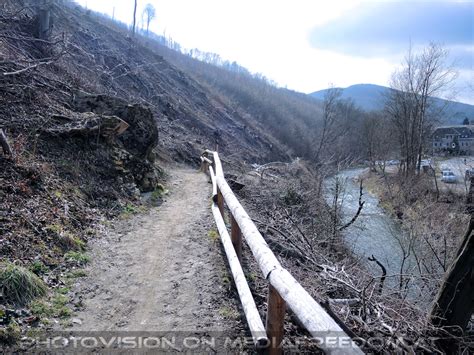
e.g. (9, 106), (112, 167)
(0, 0), (297, 264)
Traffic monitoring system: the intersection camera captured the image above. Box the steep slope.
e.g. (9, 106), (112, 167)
(1, 1), (287, 165)
(310, 84), (474, 124)
(0, 0), (293, 321)
(0, 1), (294, 346)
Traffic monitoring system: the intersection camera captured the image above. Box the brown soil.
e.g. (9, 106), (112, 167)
(64, 167), (246, 348)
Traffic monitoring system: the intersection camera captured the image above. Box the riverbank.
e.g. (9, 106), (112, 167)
(359, 168), (469, 297)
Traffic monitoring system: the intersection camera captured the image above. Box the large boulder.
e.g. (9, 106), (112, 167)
(72, 94), (158, 161)
(71, 94), (160, 192)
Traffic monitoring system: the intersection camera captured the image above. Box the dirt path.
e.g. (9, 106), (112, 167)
(65, 167), (245, 348)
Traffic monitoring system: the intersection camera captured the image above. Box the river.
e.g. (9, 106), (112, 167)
(324, 168), (417, 287)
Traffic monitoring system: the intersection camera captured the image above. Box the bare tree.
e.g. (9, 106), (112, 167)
(385, 43), (457, 177)
(361, 112), (392, 172)
(143, 3), (156, 36)
(132, 0), (138, 36)
(314, 87), (342, 164)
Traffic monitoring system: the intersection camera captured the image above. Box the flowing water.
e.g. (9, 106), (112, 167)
(324, 169), (417, 286)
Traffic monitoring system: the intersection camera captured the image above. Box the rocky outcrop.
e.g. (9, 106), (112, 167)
(70, 93), (160, 192)
(72, 94), (158, 161)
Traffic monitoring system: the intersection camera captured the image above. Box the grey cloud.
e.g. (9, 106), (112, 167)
(309, 1), (473, 61)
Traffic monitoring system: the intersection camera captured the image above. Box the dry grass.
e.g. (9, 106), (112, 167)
(0, 263), (47, 306)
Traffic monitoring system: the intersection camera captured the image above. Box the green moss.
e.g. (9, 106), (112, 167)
(208, 229), (219, 242)
(30, 293), (72, 319)
(0, 320), (20, 345)
(56, 287), (70, 295)
(120, 203), (146, 219)
(221, 274), (231, 285)
(123, 203), (139, 214)
(45, 223), (62, 234)
(30, 300), (52, 317)
(218, 306), (239, 319)
(246, 272), (258, 282)
(151, 184), (168, 202)
(64, 251), (90, 265)
(0, 263), (47, 306)
(29, 261), (49, 276)
(73, 237), (86, 251)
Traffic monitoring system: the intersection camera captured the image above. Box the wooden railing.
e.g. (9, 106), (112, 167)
(200, 150), (364, 355)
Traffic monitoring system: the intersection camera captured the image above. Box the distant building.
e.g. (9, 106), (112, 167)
(432, 125), (474, 155)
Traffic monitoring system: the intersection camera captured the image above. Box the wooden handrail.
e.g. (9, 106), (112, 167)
(211, 202), (268, 348)
(201, 150), (364, 355)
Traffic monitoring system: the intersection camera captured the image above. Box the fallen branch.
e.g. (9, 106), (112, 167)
(339, 179), (365, 231)
(0, 34), (63, 45)
(368, 254), (387, 295)
(2, 45), (69, 76)
(2, 59), (55, 76)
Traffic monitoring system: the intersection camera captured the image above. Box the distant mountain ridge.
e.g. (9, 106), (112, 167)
(310, 84), (474, 125)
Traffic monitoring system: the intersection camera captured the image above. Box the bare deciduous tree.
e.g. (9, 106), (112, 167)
(314, 87), (342, 164)
(385, 43), (457, 177)
(132, 0), (138, 36)
(361, 112), (392, 172)
(143, 3), (156, 36)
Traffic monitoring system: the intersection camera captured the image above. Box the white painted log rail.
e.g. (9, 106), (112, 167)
(201, 150), (364, 355)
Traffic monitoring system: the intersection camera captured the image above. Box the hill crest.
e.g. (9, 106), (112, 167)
(310, 84), (474, 125)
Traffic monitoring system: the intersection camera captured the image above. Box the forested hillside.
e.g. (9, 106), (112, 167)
(311, 84), (474, 125)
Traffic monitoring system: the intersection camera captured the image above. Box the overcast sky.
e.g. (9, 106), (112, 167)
(75, 0), (473, 104)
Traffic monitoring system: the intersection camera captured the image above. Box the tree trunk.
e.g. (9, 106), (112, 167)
(37, 0), (51, 40)
(430, 177), (474, 351)
(0, 129), (13, 157)
(132, 0), (138, 36)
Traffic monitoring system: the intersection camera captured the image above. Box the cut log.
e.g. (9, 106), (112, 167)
(0, 129), (13, 157)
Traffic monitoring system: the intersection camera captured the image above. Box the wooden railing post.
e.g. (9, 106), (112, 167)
(266, 284), (286, 355)
(201, 160), (208, 173)
(217, 187), (224, 217)
(203, 149), (364, 354)
(231, 215), (242, 261)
